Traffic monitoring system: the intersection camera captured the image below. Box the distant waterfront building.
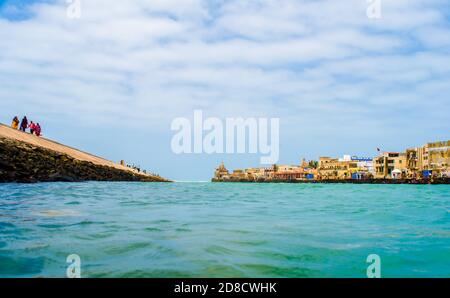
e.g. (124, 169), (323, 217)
(300, 158), (309, 168)
(406, 148), (420, 177)
(334, 155), (374, 178)
(214, 162), (230, 180)
(317, 157), (358, 180)
(374, 152), (407, 179)
(351, 156), (374, 176)
(231, 169), (246, 180)
(212, 140), (449, 182)
(272, 165), (307, 180)
(427, 140), (450, 175)
(406, 140), (449, 177)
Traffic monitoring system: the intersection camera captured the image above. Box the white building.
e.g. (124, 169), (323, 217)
(343, 155), (375, 174)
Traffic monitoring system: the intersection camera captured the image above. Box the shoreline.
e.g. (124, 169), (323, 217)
(211, 178), (450, 184)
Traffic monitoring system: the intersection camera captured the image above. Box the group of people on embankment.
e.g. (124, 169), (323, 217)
(11, 116), (42, 137)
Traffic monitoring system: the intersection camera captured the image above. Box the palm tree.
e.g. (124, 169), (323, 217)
(308, 160), (318, 169)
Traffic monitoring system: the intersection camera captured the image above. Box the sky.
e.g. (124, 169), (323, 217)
(0, 0), (449, 181)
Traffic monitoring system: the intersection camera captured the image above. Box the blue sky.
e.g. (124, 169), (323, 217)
(1, 0), (449, 181)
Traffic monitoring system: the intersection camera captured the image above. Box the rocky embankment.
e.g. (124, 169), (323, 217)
(0, 137), (169, 183)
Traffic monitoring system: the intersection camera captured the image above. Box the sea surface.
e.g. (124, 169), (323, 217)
(0, 182), (448, 278)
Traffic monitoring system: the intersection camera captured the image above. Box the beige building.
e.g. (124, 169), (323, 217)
(427, 141), (450, 171)
(213, 162), (230, 180)
(406, 140), (449, 177)
(406, 148), (420, 178)
(373, 152), (407, 179)
(406, 146), (430, 177)
(272, 165), (309, 180)
(213, 140), (449, 181)
(427, 141), (450, 175)
(317, 157), (358, 180)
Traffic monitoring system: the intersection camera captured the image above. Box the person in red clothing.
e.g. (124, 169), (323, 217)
(29, 121), (36, 135)
(35, 123), (42, 137)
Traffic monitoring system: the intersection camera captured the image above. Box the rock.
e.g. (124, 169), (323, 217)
(0, 136), (169, 183)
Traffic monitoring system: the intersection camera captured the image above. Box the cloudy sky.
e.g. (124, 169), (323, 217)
(1, 0), (449, 181)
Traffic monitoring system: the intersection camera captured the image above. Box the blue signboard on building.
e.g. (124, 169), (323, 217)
(423, 170), (432, 178)
(351, 156), (373, 161)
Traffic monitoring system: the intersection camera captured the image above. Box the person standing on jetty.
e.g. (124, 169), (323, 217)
(20, 116), (28, 132)
(11, 116), (19, 129)
(35, 123), (42, 137)
(29, 121), (36, 135)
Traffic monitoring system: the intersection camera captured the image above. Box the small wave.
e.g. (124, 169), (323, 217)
(144, 227), (163, 232)
(205, 245), (238, 256)
(104, 242), (152, 255)
(0, 222), (16, 229)
(65, 201), (81, 205)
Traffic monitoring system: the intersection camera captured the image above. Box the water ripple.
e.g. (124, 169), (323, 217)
(0, 182), (448, 277)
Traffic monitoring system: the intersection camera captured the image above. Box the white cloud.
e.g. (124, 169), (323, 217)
(0, 0), (449, 136)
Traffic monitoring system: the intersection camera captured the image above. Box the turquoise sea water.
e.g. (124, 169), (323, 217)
(0, 182), (448, 278)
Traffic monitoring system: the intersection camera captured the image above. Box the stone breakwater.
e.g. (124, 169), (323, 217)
(0, 137), (169, 183)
